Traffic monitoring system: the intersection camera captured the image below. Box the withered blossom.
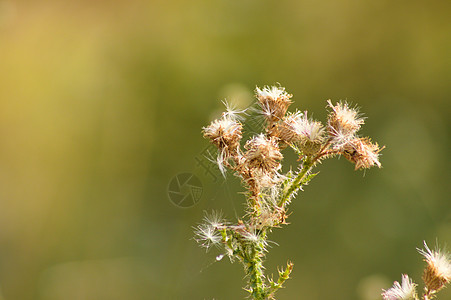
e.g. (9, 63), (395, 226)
(342, 137), (382, 170)
(327, 100), (365, 135)
(269, 111), (303, 144)
(203, 117), (242, 152)
(292, 113), (325, 155)
(270, 111), (325, 155)
(418, 241), (451, 294)
(256, 86), (292, 124)
(382, 274), (418, 300)
(244, 134), (283, 174)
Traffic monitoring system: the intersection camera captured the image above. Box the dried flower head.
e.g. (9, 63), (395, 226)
(418, 241), (451, 293)
(270, 111), (325, 155)
(293, 113), (325, 155)
(269, 111), (303, 144)
(244, 134), (283, 174)
(256, 86), (292, 124)
(382, 274), (418, 300)
(203, 117), (243, 154)
(342, 137), (382, 170)
(327, 100), (364, 142)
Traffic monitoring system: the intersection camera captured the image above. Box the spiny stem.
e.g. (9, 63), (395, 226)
(278, 156), (315, 208)
(267, 261), (294, 298)
(248, 230), (268, 300)
(248, 251), (266, 299)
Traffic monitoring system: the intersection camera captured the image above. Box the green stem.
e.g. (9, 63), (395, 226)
(245, 231), (268, 300)
(278, 157), (315, 208)
(248, 252), (266, 299)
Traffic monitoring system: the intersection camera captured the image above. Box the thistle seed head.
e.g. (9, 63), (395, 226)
(327, 100), (364, 141)
(269, 111), (303, 144)
(256, 85), (292, 123)
(382, 274), (418, 300)
(203, 117), (243, 154)
(418, 241), (451, 293)
(270, 111), (325, 155)
(244, 134), (283, 174)
(342, 137), (382, 170)
(292, 113), (325, 155)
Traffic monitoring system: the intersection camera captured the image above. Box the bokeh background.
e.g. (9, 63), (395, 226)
(0, 0), (450, 299)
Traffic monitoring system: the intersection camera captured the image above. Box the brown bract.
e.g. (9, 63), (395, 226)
(419, 242), (451, 295)
(423, 263), (450, 293)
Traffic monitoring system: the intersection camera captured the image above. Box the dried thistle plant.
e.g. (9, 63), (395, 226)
(382, 241), (451, 300)
(194, 85), (384, 299)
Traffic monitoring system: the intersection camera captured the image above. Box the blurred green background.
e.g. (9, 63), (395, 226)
(0, 0), (450, 299)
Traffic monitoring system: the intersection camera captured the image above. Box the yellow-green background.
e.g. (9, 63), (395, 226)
(0, 0), (450, 299)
